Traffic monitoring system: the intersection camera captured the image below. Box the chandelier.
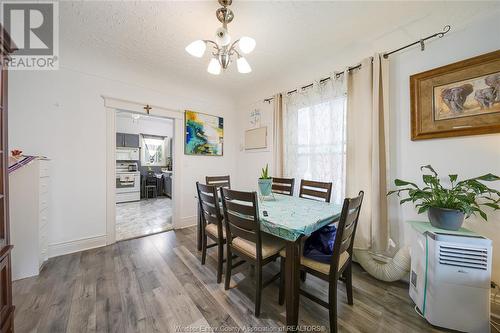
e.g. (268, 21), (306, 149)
(185, 0), (256, 75)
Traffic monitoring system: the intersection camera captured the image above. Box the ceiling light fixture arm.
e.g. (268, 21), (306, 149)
(204, 39), (221, 55)
(228, 39), (241, 56)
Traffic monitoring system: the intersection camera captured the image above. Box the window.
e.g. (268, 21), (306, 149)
(141, 134), (167, 166)
(283, 79), (347, 204)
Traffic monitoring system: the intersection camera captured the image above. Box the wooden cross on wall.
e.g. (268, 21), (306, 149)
(144, 104), (152, 114)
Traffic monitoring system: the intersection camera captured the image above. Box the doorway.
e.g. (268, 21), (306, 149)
(114, 110), (174, 241)
(104, 96), (184, 245)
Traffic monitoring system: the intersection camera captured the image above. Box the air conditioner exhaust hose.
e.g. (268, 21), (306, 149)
(353, 247), (411, 282)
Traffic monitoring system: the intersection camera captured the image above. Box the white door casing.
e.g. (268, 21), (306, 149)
(103, 96), (183, 245)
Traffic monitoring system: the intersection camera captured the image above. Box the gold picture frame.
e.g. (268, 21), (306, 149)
(410, 50), (500, 140)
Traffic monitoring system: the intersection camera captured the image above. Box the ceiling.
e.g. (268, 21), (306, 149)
(60, 1), (500, 97)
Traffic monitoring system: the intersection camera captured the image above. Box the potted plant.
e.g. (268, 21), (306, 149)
(388, 165), (500, 231)
(258, 164), (272, 196)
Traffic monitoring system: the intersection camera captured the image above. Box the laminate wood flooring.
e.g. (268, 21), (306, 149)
(13, 227), (455, 333)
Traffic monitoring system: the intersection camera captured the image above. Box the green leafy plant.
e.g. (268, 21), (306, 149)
(260, 164), (271, 179)
(387, 165), (500, 220)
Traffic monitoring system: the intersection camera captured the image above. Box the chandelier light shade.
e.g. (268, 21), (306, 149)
(186, 0), (255, 75)
(185, 40), (207, 58)
(236, 57), (251, 74)
(207, 58), (222, 75)
(239, 36), (256, 54)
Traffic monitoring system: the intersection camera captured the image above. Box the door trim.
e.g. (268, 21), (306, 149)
(103, 95), (183, 245)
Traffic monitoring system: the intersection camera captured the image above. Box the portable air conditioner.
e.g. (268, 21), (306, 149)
(409, 229), (492, 333)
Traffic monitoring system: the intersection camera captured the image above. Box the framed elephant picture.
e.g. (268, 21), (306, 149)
(410, 50), (500, 140)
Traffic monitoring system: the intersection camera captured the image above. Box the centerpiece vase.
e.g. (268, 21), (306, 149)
(258, 178), (272, 196)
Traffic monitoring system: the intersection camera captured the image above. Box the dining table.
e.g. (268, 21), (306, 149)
(196, 192), (342, 328)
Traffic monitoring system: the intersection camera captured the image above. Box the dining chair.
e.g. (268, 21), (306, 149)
(145, 175), (158, 199)
(299, 179), (333, 202)
(197, 176), (230, 252)
(206, 175), (231, 189)
(272, 177), (295, 196)
(196, 182), (225, 283)
(220, 187), (284, 317)
(298, 179), (333, 281)
(278, 191), (364, 333)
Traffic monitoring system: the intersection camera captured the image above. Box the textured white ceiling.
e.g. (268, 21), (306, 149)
(60, 1), (500, 97)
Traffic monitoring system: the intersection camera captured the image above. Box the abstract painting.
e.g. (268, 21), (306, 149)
(410, 50), (500, 140)
(185, 110), (224, 156)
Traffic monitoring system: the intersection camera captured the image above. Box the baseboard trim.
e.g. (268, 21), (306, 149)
(175, 222), (197, 230)
(175, 215), (197, 229)
(48, 235), (107, 258)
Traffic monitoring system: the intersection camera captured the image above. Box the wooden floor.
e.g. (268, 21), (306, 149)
(13, 227), (449, 333)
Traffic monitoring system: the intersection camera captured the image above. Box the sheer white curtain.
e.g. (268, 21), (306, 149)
(283, 74), (347, 204)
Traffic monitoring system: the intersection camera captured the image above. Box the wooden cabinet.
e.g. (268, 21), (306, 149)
(0, 251), (12, 331)
(116, 132), (140, 148)
(0, 25), (15, 333)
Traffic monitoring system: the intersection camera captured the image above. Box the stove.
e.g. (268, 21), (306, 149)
(116, 162), (140, 203)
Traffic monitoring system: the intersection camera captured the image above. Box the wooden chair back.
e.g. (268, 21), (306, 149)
(206, 175), (231, 189)
(330, 191), (364, 276)
(220, 188), (262, 259)
(196, 182), (223, 238)
(299, 179), (333, 202)
(272, 177), (295, 196)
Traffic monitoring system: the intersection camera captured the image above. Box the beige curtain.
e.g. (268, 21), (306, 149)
(273, 93), (284, 177)
(346, 54), (391, 253)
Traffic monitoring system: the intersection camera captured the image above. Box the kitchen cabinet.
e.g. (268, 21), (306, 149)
(116, 133), (124, 147)
(163, 173), (172, 198)
(116, 132), (140, 148)
(124, 133), (140, 148)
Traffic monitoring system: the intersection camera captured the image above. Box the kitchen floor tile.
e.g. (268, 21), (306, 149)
(115, 197), (173, 241)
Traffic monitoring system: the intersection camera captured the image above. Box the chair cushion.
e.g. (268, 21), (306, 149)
(232, 234), (285, 259)
(279, 249), (350, 275)
(205, 223), (225, 239)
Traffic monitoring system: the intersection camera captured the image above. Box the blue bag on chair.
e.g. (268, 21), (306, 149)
(303, 225), (337, 263)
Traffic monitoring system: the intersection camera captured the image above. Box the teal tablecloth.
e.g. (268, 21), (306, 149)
(258, 194), (342, 241)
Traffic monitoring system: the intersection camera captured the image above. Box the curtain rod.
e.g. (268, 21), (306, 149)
(264, 25), (451, 103)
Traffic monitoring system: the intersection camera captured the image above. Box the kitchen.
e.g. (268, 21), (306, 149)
(115, 110), (174, 241)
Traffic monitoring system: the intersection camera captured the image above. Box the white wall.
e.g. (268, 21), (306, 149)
(390, 18), (500, 283)
(235, 16), (500, 283)
(234, 100), (274, 191)
(116, 114), (173, 138)
(8, 47), (237, 255)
